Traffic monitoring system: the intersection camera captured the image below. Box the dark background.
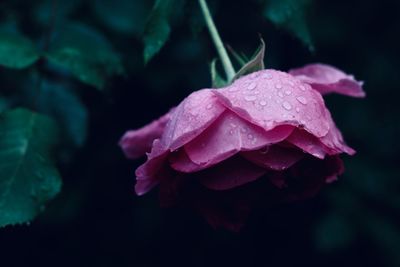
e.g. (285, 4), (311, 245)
(1, 0), (399, 266)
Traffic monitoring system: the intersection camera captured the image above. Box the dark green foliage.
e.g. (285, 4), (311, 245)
(143, 0), (184, 64)
(264, 0), (314, 51)
(0, 31), (40, 69)
(45, 22), (124, 89)
(93, 0), (152, 36)
(0, 108), (61, 227)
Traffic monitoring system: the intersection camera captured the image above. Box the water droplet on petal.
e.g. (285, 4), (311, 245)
(247, 134), (254, 140)
(259, 100), (267, 106)
(260, 146), (270, 154)
(275, 83), (282, 89)
(244, 95), (257, 102)
(282, 101), (292, 110)
(206, 104), (213, 110)
(300, 85), (306, 91)
(296, 96), (307, 105)
(278, 91), (284, 98)
(284, 90), (292, 95)
(241, 127), (248, 133)
(295, 107), (300, 113)
(300, 119), (306, 125)
(229, 86), (239, 92)
(262, 73), (273, 79)
(230, 123), (237, 128)
(247, 82), (257, 90)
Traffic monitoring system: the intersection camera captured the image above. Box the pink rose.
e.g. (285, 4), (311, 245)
(120, 64), (364, 230)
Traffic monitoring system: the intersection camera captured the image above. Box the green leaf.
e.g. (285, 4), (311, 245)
(0, 108), (61, 227)
(45, 22), (124, 90)
(143, 0), (183, 64)
(264, 0), (314, 50)
(210, 59), (227, 88)
(21, 79), (88, 149)
(0, 31), (40, 69)
(93, 0), (152, 35)
(232, 38), (265, 81)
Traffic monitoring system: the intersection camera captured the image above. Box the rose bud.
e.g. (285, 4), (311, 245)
(120, 64), (364, 231)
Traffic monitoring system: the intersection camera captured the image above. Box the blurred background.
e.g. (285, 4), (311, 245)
(0, 0), (399, 266)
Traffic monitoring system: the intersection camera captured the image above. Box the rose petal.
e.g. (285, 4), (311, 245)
(198, 155), (267, 190)
(161, 89), (225, 150)
(214, 70), (330, 138)
(169, 149), (204, 173)
(285, 129), (328, 159)
(241, 144), (305, 170)
(184, 110), (294, 167)
(119, 108), (174, 159)
(135, 139), (170, 195)
(289, 63), (365, 98)
(319, 109), (356, 155)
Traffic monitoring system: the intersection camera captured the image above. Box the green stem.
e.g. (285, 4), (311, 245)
(198, 0), (235, 82)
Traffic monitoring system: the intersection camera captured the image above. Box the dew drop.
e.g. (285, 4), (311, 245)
(259, 100), (267, 106)
(206, 104), (213, 110)
(295, 107), (300, 113)
(296, 96), (308, 105)
(244, 95), (257, 102)
(262, 72), (273, 79)
(260, 146), (270, 154)
(288, 81), (295, 86)
(247, 82), (257, 90)
(278, 91), (284, 98)
(250, 73), (258, 79)
(300, 85), (306, 91)
(241, 127), (248, 133)
(300, 119), (306, 125)
(282, 101), (292, 110)
(284, 90), (292, 95)
(275, 83), (282, 89)
(247, 134), (254, 140)
(230, 123), (237, 128)
(229, 130), (234, 135)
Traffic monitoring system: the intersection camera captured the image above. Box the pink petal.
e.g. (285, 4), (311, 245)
(214, 70), (330, 138)
(184, 111), (294, 167)
(319, 109), (355, 155)
(135, 139), (170, 195)
(241, 144), (305, 170)
(198, 156), (267, 190)
(169, 149), (204, 173)
(161, 89), (225, 150)
(286, 129), (328, 159)
(119, 109), (174, 159)
(289, 63), (365, 98)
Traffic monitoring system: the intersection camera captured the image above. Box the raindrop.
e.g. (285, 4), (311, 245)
(259, 100), (267, 106)
(262, 72), (273, 79)
(260, 147), (270, 154)
(230, 123), (237, 128)
(296, 96), (307, 105)
(282, 101), (292, 110)
(250, 73), (258, 79)
(244, 95), (257, 102)
(247, 134), (254, 140)
(229, 130), (234, 135)
(295, 107), (300, 113)
(300, 119), (306, 125)
(275, 83), (283, 89)
(284, 90), (292, 95)
(206, 104), (213, 110)
(247, 82), (257, 90)
(300, 85), (306, 91)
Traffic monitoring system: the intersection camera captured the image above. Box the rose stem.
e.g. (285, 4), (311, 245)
(198, 0), (236, 82)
